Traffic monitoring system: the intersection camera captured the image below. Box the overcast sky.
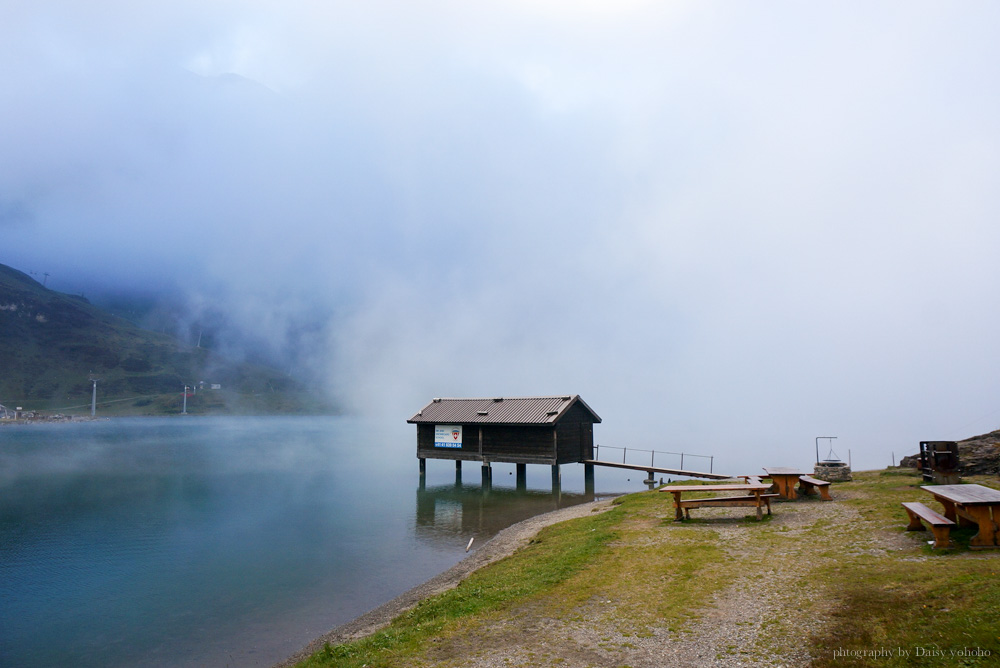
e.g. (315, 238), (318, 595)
(3, 1), (999, 473)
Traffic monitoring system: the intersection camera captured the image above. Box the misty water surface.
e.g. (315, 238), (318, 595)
(0, 417), (647, 668)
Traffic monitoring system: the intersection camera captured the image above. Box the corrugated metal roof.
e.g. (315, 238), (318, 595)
(407, 395), (601, 425)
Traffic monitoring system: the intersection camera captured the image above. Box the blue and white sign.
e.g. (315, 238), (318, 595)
(434, 425), (463, 448)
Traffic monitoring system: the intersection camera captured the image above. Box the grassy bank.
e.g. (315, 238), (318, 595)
(295, 470), (1000, 667)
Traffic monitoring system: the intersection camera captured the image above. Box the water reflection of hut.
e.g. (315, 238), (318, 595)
(407, 395), (601, 484)
(414, 483), (595, 548)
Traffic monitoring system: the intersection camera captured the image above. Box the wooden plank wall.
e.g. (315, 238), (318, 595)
(416, 403), (597, 466)
(482, 425), (556, 464)
(555, 402), (595, 464)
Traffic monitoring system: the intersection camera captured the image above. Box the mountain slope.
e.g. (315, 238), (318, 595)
(0, 263), (329, 414)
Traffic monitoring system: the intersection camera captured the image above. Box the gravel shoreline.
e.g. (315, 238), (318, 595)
(274, 498), (617, 668)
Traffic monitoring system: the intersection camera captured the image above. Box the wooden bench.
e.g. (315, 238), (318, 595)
(902, 501), (955, 549)
(797, 475), (832, 501)
(679, 494), (780, 520)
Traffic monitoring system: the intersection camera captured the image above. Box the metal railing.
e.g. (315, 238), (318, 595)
(593, 444), (714, 474)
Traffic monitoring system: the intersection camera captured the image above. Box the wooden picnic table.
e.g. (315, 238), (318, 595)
(921, 484), (1000, 549)
(660, 483), (776, 521)
(762, 467), (808, 500)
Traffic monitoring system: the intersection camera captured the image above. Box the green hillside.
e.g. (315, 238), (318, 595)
(0, 263), (333, 416)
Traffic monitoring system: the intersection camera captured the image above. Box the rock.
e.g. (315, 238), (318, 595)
(957, 430), (1000, 476)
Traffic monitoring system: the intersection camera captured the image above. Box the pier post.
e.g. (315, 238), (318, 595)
(419, 458), (426, 476)
(482, 463), (492, 488)
(584, 463), (595, 495)
(516, 463), (527, 491)
(455, 459), (462, 485)
(551, 464), (561, 488)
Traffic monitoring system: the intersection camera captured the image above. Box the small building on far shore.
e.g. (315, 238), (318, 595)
(407, 395), (601, 480)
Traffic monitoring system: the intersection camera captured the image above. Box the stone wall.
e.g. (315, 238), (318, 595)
(813, 461), (852, 482)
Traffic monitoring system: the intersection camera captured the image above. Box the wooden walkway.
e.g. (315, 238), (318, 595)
(582, 459), (730, 480)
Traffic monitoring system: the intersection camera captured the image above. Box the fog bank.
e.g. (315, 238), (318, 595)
(4, 2), (1000, 472)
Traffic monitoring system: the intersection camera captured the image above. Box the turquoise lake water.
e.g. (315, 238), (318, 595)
(0, 416), (645, 667)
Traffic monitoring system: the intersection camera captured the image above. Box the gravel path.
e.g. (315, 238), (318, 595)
(434, 498), (858, 668)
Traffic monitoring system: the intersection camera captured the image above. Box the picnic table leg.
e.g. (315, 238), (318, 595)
(671, 491), (684, 522)
(937, 498), (958, 523)
(754, 492), (763, 520)
(962, 506), (999, 548)
(775, 475), (797, 500)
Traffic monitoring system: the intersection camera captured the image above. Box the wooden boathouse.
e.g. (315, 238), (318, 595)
(407, 395), (601, 485)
